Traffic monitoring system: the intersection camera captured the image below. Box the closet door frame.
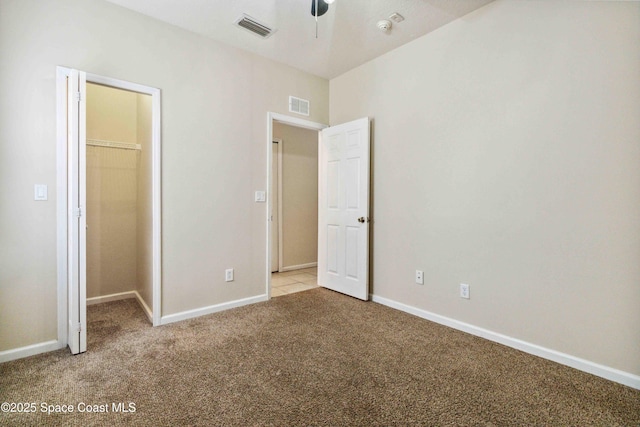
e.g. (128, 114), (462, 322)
(56, 67), (163, 353)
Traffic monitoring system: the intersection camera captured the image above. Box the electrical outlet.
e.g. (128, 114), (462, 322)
(415, 270), (424, 285)
(460, 283), (470, 299)
(225, 268), (234, 282)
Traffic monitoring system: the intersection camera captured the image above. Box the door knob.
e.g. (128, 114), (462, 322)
(358, 217), (366, 223)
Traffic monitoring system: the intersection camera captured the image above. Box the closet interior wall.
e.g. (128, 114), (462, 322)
(86, 83), (152, 309)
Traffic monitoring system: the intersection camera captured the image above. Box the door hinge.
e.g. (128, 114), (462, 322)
(74, 207), (82, 218)
(75, 91), (81, 102)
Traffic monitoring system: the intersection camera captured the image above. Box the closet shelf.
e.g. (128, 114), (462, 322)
(87, 139), (141, 151)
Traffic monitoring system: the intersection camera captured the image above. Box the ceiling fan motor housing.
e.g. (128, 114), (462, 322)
(311, 0), (330, 17)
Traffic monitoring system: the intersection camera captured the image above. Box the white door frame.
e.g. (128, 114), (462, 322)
(56, 67), (163, 351)
(271, 138), (283, 273)
(266, 112), (327, 298)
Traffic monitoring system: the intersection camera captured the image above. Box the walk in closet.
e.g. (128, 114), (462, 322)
(85, 83), (153, 315)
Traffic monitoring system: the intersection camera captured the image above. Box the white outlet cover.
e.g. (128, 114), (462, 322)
(460, 283), (470, 299)
(415, 270), (424, 285)
(255, 191), (266, 202)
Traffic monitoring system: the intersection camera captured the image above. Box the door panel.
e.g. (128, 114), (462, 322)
(327, 161), (340, 208)
(318, 117), (370, 300)
(67, 69), (87, 355)
(345, 158), (360, 209)
(327, 225), (339, 274)
(345, 226), (359, 279)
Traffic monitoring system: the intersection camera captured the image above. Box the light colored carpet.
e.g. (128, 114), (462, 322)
(1, 288), (639, 426)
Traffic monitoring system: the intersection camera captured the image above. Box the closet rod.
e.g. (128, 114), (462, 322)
(87, 138), (141, 151)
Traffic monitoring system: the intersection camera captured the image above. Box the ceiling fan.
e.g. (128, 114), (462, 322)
(311, 0), (335, 38)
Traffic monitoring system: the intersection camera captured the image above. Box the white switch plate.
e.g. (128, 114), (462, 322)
(225, 268), (234, 282)
(460, 283), (470, 299)
(34, 184), (48, 201)
(415, 270), (424, 285)
(255, 191), (266, 202)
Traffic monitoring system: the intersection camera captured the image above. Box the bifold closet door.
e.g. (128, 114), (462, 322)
(67, 69), (87, 355)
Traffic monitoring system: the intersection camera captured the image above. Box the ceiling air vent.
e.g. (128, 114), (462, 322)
(235, 14), (276, 39)
(289, 96), (310, 116)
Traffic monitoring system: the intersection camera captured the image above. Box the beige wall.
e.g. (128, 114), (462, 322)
(273, 123), (318, 269)
(86, 84), (137, 143)
(0, 0), (328, 351)
(136, 93), (153, 309)
(86, 84), (139, 299)
(330, 0), (640, 375)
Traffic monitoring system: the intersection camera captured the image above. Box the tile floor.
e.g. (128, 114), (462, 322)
(271, 267), (319, 297)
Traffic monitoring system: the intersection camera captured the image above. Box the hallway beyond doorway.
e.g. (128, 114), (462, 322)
(271, 267), (318, 297)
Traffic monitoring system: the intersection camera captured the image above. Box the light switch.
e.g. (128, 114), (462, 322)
(255, 191), (266, 202)
(34, 184), (48, 201)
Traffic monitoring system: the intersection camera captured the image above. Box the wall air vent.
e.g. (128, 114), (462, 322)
(289, 96), (310, 116)
(235, 14), (276, 39)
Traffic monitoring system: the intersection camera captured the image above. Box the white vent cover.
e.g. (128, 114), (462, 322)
(289, 96), (310, 116)
(235, 14), (276, 39)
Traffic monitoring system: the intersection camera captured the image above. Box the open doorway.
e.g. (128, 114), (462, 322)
(267, 112), (371, 301)
(57, 67), (162, 355)
(84, 83), (153, 320)
(267, 113), (326, 298)
(270, 123), (320, 296)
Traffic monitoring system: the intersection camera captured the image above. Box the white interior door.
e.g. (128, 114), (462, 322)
(271, 141), (280, 272)
(318, 117), (370, 300)
(67, 69), (87, 354)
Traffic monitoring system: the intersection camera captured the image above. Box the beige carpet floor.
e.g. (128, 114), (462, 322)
(1, 288), (639, 426)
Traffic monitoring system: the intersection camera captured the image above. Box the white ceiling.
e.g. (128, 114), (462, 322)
(103, 0), (494, 79)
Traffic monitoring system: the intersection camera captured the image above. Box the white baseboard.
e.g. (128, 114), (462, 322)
(87, 291), (136, 305)
(134, 292), (153, 323)
(160, 294), (269, 325)
(87, 290), (153, 323)
(280, 262), (317, 272)
(0, 340), (64, 363)
(371, 294), (640, 390)
(2, 293), (265, 362)
(2, 291), (153, 363)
